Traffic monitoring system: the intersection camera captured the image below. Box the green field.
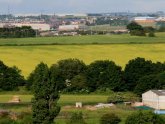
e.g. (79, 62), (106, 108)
(0, 94), (108, 106)
(0, 94), (135, 124)
(0, 43), (165, 76)
(0, 33), (165, 45)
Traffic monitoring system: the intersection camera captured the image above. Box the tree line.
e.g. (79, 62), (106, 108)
(1, 57), (165, 95)
(0, 26), (36, 38)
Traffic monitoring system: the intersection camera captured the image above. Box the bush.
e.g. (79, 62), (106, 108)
(0, 118), (17, 124)
(107, 92), (139, 103)
(125, 111), (165, 124)
(67, 112), (86, 124)
(100, 113), (121, 124)
(148, 31), (155, 37)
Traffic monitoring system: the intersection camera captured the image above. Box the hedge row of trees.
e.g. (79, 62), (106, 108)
(0, 26), (36, 38)
(1, 57), (165, 95)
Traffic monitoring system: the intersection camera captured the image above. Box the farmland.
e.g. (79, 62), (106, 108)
(0, 33), (165, 45)
(0, 43), (165, 76)
(1, 33), (165, 123)
(0, 94), (135, 124)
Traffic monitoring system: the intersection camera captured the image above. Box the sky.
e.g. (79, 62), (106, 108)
(0, 0), (164, 14)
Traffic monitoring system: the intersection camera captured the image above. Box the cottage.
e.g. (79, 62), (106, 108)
(142, 90), (165, 110)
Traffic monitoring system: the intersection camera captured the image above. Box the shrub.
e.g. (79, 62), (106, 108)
(148, 31), (155, 37)
(0, 118), (17, 124)
(125, 111), (165, 124)
(67, 112), (86, 124)
(107, 92), (139, 103)
(100, 113), (121, 124)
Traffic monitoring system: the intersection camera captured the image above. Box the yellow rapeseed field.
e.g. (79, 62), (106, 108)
(0, 44), (165, 77)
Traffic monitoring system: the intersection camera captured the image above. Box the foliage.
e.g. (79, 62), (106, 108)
(124, 57), (165, 91)
(148, 31), (155, 37)
(32, 62), (60, 124)
(57, 58), (87, 80)
(144, 26), (155, 33)
(134, 72), (165, 95)
(86, 60), (124, 92)
(125, 111), (165, 124)
(0, 118), (17, 124)
(100, 113), (121, 124)
(107, 92), (139, 103)
(0, 26), (36, 38)
(57, 58), (87, 91)
(127, 22), (146, 36)
(156, 21), (165, 32)
(0, 60), (25, 91)
(67, 112), (86, 124)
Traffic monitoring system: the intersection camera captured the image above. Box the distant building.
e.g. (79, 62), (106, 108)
(58, 25), (79, 31)
(142, 90), (165, 110)
(0, 23), (50, 31)
(133, 17), (156, 25)
(155, 17), (165, 22)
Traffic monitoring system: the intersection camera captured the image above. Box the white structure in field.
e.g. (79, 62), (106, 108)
(142, 90), (165, 110)
(76, 102), (82, 108)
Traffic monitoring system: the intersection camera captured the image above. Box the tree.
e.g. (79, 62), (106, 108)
(125, 111), (165, 124)
(100, 113), (121, 124)
(148, 31), (155, 37)
(67, 112), (86, 124)
(32, 62), (60, 124)
(57, 58), (87, 91)
(0, 61), (25, 91)
(57, 58), (87, 80)
(134, 72), (165, 95)
(86, 60), (124, 92)
(124, 57), (154, 91)
(124, 58), (165, 91)
(127, 22), (146, 36)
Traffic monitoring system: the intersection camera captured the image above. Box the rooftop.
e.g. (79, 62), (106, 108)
(151, 90), (165, 96)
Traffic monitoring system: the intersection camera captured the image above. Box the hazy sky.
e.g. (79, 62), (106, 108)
(0, 0), (164, 14)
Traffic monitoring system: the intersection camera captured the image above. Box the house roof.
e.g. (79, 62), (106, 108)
(151, 90), (165, 96)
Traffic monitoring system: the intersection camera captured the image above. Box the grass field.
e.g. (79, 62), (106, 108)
(0, 43), (165, 76)
(0, 33), (165, 45)
(0, 94), (108, 106)
(0, 94), (136, 124)
(0, 94), (164, 124)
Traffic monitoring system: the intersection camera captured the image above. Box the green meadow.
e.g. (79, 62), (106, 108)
(0, 94), (108, 106)
(0, 94), (134, 124)
(0, 33), (165, 45)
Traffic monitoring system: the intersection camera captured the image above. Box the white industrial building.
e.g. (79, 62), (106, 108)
(0, 23), (50, 31)
(142, 90), (165, 110)
(133, 17), (156, 24)
(58, 25), (79, 31)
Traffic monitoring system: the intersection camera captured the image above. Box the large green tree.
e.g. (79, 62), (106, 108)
(57, 58), (87, 91)
(100, 113), (121, 124)
(32, 62), (60, 124)
(124, 57), (152, 90)
(125, 111), (165, 124)
(123, 57), (165, 91)
(86, 60), (124, 92)
(127, 21), (146, 36)
(134, 72), (165, 95)
(0, 61), (25, 91)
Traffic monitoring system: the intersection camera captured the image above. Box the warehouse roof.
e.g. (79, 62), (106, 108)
(151, 90), (165, 96)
